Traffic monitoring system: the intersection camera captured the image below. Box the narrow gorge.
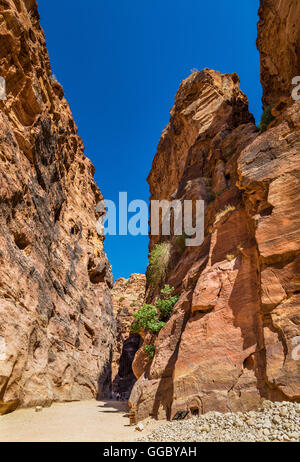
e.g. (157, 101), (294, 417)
(0, 0), (299, 432)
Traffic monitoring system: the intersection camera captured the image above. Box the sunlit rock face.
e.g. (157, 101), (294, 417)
(238, 99), (300, 402)
(130, 69), (263, 421)
(0, 0), (115, 411)
(111, 274), (146, 399)
(130, 2), (300, 419)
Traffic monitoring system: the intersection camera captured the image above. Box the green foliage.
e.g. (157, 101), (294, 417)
(147, 318), (166, 333)
(160, 284), (174, 298)
(148, 242), (171, 287)
(155, 285), (179, 321)
(144, 344), (156, 359)
(130, 304), (165, 334)
(130, 301), (136, 307)
(119, 297), (125, 302)
(259, 105), (275, 133)
(130, 285), (178, 334)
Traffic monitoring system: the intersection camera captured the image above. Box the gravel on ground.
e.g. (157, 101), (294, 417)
(137, 401), (300, 442)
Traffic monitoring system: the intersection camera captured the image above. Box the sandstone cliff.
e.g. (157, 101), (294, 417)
(111, 274), (145, 398)
(0, 0), (115, 412)
(257, 0), (300, 109)
(130, 1), (300, 421)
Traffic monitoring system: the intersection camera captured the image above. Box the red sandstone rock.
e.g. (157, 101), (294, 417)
(130, 1), (300, 420)
(257, 0), (300, 109)
(130, 69), (263, 421)
(238, 98), (300, 402)
(147, 69), (253, 206)
(0, 0), (115, 409)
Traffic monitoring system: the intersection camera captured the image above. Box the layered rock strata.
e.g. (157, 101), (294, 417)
(130, 2), (300, 419)
(257, 0), (300, 109)
(0, 0), (115, 411)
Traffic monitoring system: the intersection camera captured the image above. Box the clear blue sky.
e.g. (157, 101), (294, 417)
(38, 0), (262, 280)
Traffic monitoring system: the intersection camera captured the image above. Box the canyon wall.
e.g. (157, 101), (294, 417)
(257, 0), (300, 108)
(130, 1), (300, 421)
(0, 0), (115, 412)
(111, 274), (145, 398)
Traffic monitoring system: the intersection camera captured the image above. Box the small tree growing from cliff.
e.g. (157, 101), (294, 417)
(155, 285), (179, 321)
(148, 242), (171, 287)
(144, 344), (156, 359)
(259, 105), (275, 132)
(130, 285), (178, 335)
(130, 304), (165, 334)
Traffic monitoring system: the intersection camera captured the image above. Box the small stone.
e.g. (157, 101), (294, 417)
(201, 425), (210, 432)
(262, 400), (272, 409)
(263, 420), (272, 429)
(35, 406), (43, 412)
(246, 418), (255, 426)
(135, 423), (144, 432)
(234, 419), (243, 427)
(273, 415), (281, 425)
(263, 428), (270, 436)
(280, 408), (288, 417)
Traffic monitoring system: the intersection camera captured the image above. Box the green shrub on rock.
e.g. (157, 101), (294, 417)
(148, 242), (171, 286)
(259, 105), (275, 132)
(144, 344), (156, 359)
(130, 285), (178, 334)
(130, 304), (165, 334)
(155, 285), (179, 321)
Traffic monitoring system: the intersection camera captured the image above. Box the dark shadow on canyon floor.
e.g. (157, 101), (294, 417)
(97, 400), (129, 414)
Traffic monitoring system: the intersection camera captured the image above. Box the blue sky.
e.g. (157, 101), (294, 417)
(38, 0), (262, 280)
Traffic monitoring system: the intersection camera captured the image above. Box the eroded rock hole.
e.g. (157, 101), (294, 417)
(88, 257), (107, 284)
(190, 406), (200, 416)
(14, 233), (30, 250)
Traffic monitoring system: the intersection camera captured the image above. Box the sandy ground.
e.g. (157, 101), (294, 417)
(0, 400), (160, 442)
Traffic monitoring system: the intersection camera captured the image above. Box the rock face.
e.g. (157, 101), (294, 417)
(111, 274), (145, 398)
(147, 69), (252, 212)
(238, 99), (300, 402)
(0, 0), (115, 410)
(257, 0), (300, 108)
(130, 2), (300, 421)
